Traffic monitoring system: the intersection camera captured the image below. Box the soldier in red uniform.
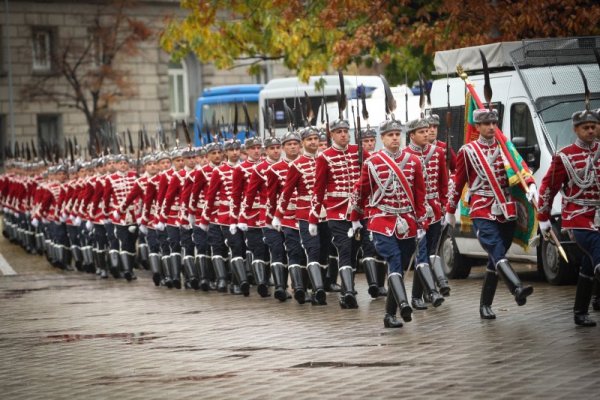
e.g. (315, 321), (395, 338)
(428, 114), (457, 173)
(267, 131), (311, 303)
(538, 110), (599, 327)
(188, 143), (223, 291)
(103, 154), (138, 281)
(350, 119), (427, 328)
(158, 148), (196, 289)
(275, 126), (333, 304)
(310, 118), (376, 308)
(201, 140), (247, 295)
(231, 137), (271, 296)
(445, 109), (535, 320)
(242, 137), (287, 300)
(140, 152), (172, 286)
(403, 118), (449, 310)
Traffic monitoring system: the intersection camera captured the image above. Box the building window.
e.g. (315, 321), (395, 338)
(37, 115), (62, 157)
(168, 61), (189, 119)
(32, 28), (53, 72)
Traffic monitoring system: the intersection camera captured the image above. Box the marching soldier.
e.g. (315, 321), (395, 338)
(267, 131), (311, 304)
(428, 114), (457, 173)
(231, 137), (269, 296)
(309, 118), (367, 309)
(104, 154), (138, 281)
(201, 140), (247, 295)
(188, 143), (223, 291)
(403, 118), (449, 310)
(445, 109), (535, 320)
(538, 110), (599, 327)
(242, 137), (287, 301)
(350, 119), (427, 328)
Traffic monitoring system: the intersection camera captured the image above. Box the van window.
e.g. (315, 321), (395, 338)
(510, 103), (537, 146)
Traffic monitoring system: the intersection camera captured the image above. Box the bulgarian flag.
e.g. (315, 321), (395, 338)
(459, 85), (538, 250)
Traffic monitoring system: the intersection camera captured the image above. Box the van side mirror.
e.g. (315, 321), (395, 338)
(512, 136), (540, 171)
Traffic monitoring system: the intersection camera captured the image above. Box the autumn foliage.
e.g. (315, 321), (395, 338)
(162, 0), (600, 82)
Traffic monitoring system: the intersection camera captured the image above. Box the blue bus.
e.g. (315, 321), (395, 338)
(194, 84), (263, 146)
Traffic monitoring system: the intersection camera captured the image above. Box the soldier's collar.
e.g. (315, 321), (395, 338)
(382, 148), (402, 159)
(303, 150), (317, 158)
(248, 157), (260, 163)
(332, 142), (348, 151)
(267, 157), (278, 164)
(477, 136), (495, 146)
(575, 138), (595, 150)
(408, 141), (425, 153)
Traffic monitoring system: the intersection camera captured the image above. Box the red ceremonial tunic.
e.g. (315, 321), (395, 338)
(201, 161), (238, 226)
(267, 157), (297, 229)
(276, 151), (318, 222)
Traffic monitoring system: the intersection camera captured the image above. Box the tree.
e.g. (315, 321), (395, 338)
(161, 0), (600, 84)
(21, 0), (152, 155)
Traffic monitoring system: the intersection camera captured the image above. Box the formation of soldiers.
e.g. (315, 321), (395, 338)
(1, 95), (599, 329)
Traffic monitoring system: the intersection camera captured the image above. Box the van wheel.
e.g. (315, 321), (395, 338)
(540, 235), (577, 285)
(440, 231), (472, 279)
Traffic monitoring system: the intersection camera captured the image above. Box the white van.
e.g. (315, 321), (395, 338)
(258, 75), (385, 138)
(429, 37), (600, 284)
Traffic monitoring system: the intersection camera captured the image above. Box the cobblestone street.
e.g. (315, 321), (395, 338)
(1, 236), (599, 400)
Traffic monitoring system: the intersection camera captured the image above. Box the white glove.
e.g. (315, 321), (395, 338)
(271, 216), (282, 231)
(112, 210), (120, 220)
(229, 224), (238, 235)
(139, 224), (148, 235)
(352, 220), (362, 231)
(74, 216), (82, 226)
(2, 207), (7, 214)
(308, 223), (318, 236)
(31, 218), (39, 228)
(85, 220), (93, 231)
(417, 229), (426, 240)
(445, 212), (456, 228)
(199, 223), (209, 232)
(188, 214), (196, 226)
(59, 213), (67, 223)
(237, 222), (248, 232)
(526, 183), (539, 204)
(155, 221), (165, 231)
(128, 225), (137, 234)
(539, 219), (552, 233)
(102, 219), (111, 225)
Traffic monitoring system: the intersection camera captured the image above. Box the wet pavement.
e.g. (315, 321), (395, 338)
(1, 235), (599, 400)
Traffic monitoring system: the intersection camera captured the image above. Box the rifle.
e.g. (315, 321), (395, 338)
(181, 119), (192, 149)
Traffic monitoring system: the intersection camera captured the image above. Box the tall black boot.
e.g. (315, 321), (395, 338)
(161, 255), (173, 288)
(339, 266), (358, 309)
(119, 251), (136, 281)
(591, 280), (600, 312)
(480, 270), (498, 319)
(108, 249), (121, 278)
(98, 250), (109, 279)
(496, 259), (533, 306)
(81, 245), (95, 273)
(212, 256), (228, 292)
(149, 253), (162, 286)
(325, 256), (342, 292)
(62, 247), (73, 271)
(252, 260), (270, 297)
(197, 255), (211, 291)
(183, 255), (199, 289)
(411, 273), (428, 310)
(307, 262), (327, 305)
(245, 250), (255, 285)
(169, 253), (182, 289)
(388, 272), (412, 322)
(71, 245), (84, 272)
(363, 257), (380, 299)
(230, 257), (250, 296)
(415, 263), (444, 307)
(376, 259), (388, 296)
(289, 264), (306, 304)
(138, 243), (150, 270)
(429, 255), (451, 296)
(55, 245), (66, 269)
(383, 290), (403, 328)
(271, 262), (288, 302)
(574, 275), (597, 327)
